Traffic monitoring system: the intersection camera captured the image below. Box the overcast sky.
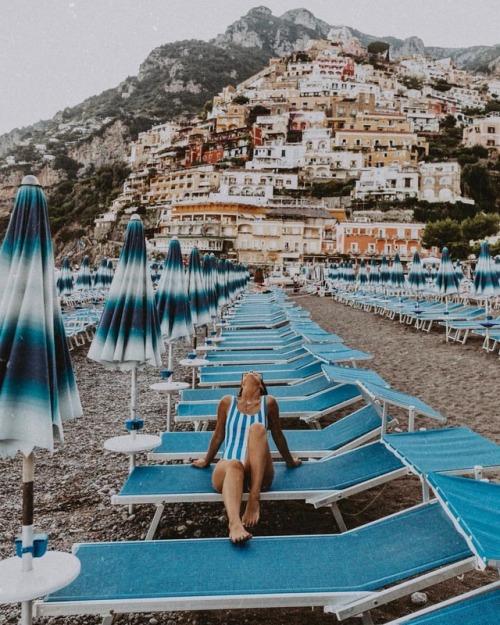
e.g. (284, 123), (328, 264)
(0, 0), (497, 135)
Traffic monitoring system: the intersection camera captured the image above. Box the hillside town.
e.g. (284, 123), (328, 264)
(7, 35), (500, 270)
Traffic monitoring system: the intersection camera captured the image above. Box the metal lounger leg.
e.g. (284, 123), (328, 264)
(146, 504), (165, 540)
(329, 502), (347, 532)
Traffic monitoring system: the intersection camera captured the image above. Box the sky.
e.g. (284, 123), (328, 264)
(0, 0), (498, 135)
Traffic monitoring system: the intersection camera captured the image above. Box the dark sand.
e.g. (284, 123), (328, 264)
(1, 292), (499, 624)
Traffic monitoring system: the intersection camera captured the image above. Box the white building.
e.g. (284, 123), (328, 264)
(354, 165), (419, 201)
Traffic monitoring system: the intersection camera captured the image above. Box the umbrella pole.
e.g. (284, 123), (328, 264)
(22, 452), (35, 573)
(21, 452), (35, 625)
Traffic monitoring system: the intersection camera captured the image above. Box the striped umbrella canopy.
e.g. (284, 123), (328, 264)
(216, 258), (230, 310)
(88, 214), (164, 430)
(106, 259), (114, 287)
(93, 257), (108, 290)
(57, 256), (74, 297)
(368, 258), (379, 290)
(327, 263), (338, 282)
(187, 247), (211, 328)
(495, 255), (500, 279)
(155, 236), (194, 369)
(454, 260), (465, 284)
(356, 259), (368, 289)
(408, 251), (427, 294)
(434, 247), (459, 311)
(427, 263), (439, 283)
(0, 176), (82, 589)
(389, 253), (406, 293)
(75, 255), (92, 290)
(378, 255), (391, 293)
(471, 241), (500, 316)
(344, 260), (356, 287)
(203, 253), (218, 320)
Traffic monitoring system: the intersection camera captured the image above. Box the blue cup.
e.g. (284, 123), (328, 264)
(188, 353), (196, 360)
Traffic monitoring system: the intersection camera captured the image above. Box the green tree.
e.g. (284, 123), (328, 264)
(421, 218), (462, 250)
(367, 41), (390, 58)
(461, 213), (500, 242)
(461, 164), (497, 211)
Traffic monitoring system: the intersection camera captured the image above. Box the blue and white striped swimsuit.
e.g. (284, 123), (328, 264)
(221, 396), (268, 463)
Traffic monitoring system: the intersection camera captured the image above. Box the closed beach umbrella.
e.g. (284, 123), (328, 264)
(75, 255), (92, 290)
(356, 259), (368, 289)
(379, 255), (391, 293)
(408, 251), (427, 307)
(93, 257), (108, 290)
(203, 253), (218, 321)
(471, 241), (500, 317)
(187, 247), (211, 328)
(368, 258), (379, 291)
(434, 247), (459, 305)
(495, 256), (500, 279)
(106, 259), (114, 287)
(0, 176), (82, 618)
(57, 256), (74, 297)
(390, 253), (406, 293)
(216, 258), (230, 310)
(88, 214), (164, 433)
(454, 260), (464, 285)
(156, 236), (194, 370)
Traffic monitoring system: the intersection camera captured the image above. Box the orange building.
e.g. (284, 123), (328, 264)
(335, 221), (427, 261)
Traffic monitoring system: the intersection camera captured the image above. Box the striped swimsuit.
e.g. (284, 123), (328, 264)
(221, 396), (268, 463)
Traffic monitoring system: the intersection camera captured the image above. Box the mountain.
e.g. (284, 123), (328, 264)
(1, 4), (500, 233)
(2, 5), (500, 158)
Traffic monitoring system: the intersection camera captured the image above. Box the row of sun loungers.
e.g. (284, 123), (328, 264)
(34, 287), (500, 624)
(330, 287), (500, 355)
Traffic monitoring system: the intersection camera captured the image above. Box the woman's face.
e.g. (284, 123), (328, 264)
(241, 371), (263, 391)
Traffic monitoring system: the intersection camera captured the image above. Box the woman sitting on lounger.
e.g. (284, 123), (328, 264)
(192, 370), (301, 543)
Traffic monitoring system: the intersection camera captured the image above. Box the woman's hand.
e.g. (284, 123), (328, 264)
(191, 458), (209, 469)
(286, 457), (302, 468)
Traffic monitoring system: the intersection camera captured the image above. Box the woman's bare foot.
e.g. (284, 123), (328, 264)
(242, 497), (260, 527)
(229, 521), (253, 544)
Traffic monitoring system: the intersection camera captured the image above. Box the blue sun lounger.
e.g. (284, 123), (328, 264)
(33, 501), (476, 623)
(384, 581), (500, 625)
(321, 364), (390, 388)
(179, 373), (333, 402)
(382, 473), (500, 624)
(302, 343), (373, 365)
(174, 382), (362, 429)
(203, 346), (308, 365)
(198, 361), (324, 386)
(112, 427), (500, 539)
(150, 405), (391, 461)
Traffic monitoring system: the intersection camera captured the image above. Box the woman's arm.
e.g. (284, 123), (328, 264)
(191, 395), (231, 468)
(267, 396), (301, 468)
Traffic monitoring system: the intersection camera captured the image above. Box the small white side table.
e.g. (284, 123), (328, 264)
(179, 358), (209, 388)
(149, 381), (189, 431)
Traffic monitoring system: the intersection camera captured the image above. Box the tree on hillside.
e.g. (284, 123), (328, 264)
(461, 164), (497, 211)
(421, 218), (462, 251)
(367, 41), (390, 61)
(461, 213), (500, 242)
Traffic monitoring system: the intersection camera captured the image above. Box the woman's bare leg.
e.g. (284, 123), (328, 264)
(242, 423), (274, 527)
(212, 459), (253, 543)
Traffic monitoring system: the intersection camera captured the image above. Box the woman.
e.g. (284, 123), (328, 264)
(192, 371), (301, 543)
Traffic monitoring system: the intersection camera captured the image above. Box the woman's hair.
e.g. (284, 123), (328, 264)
(237, 372), (268, 397)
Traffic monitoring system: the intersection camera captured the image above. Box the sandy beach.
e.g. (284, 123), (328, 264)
(1, 291), (499, 625)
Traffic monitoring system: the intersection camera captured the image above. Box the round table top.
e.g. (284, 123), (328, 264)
(0, 552), (81, 603)
(196, 344), (218, 352)
(104, 433), (161, 454)
(149, 381), (190, 392)
(208, 336), (225, 343)
(179, 358), (209, 367)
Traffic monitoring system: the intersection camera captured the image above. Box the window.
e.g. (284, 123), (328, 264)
(404, 178), (412, 188)
(488, 126), (495, 134)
